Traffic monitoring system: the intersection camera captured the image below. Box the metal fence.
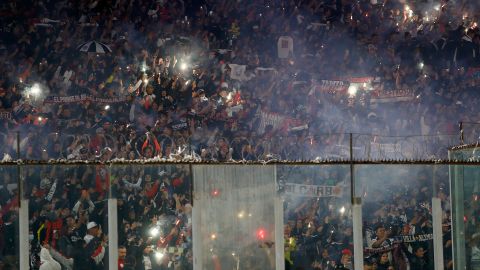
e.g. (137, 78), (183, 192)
(0, 131), (473, 162)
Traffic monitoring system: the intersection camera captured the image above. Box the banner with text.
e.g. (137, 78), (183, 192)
(364, 233), (433, 255)
(315, 80), (349, 94)
(44, 95), (129, 104)
(283, 183), (343, 198)
(370, 89), (416, 104)
(258, 111), (306, 134)
(0, 110), (12, 120)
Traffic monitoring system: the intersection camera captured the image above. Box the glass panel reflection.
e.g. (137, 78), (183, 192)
(0, 166), (19, 269)
(193, 165), (277, 270)
(25, 165), (109, 270)
(112, 165), (193, 270)
(356, 165), (451, 270)
(278, 165), (352, 270)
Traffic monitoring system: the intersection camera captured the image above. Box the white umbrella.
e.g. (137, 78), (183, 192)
(77, 41), (112, 54)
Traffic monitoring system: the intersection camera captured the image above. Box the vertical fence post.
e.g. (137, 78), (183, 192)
(459, 121), (464, 145)
(19, 199), (29, 270)
(350, 133), (364, 270)
(16, 131), (29, 270)
(108, 165), (118, 270)
(16, 131), (21, 207)
(432, 165), (444, 270)
(19, 170), (29, 270)
(432, 197), (444, 270)
(192, 165), (203, 270)
(352, 198), (363, 270)
(189, 164), (193, 205)
(274, 165), (285, 270)
(350, 133), (354, 202)
(16, 131), (20, 159)
(449, 153), (466, 270)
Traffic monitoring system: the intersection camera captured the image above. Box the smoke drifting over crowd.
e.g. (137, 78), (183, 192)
(0, 0), (479, 162)
(0, 0), (479, 270)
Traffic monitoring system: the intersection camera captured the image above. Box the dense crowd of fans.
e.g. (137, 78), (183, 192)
(0, 0), (479, 269)
(22, 164), (192, 270)
(0, 167), (19, 270)
(1, 0), (480, 162)
(281, 165), (452, 270)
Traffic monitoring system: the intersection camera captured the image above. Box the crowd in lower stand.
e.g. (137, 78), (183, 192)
(0, 164), (458, 270)
(280, 165), (452, 270)
(1, 0), (480, 269)
(19, 165), (192, 270)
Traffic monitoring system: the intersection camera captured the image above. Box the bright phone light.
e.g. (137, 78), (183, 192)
(30, 83), (42, 96)
(348, 85), (358, 97)
(155, 251), (164, 260)
(180, 62), (188, 71)
(150, 227), (159, 237)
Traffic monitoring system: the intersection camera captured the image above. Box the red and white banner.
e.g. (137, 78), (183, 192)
(370, 89), (416, 104)
(466, 67), (480, 78)
(340, 76), (376, 84)
(314, 80), (349, 94)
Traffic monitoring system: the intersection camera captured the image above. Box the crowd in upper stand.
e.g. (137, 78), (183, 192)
(0, 0), (479, 162)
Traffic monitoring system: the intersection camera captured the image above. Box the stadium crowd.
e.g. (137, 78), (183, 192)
(280, 165), (453, 270)
(0, 0), (479, 269)
(21, 164), (193, 270)
(1, 0), (480, 162)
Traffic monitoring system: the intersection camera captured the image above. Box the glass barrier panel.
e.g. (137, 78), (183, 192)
(278, 164), (352, 269)
(111, 164), (193, 270)
(355, 165), (452, 270)
(0, 166), (19, 269)
(463, 165), (480, 270)
(449, 161), (480, 270)
(193, 165), (277, 270)
(13, 130), (467, 162)
(24, 164), (109, 270)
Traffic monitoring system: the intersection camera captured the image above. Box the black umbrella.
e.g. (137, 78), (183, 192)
(77, 41), (112, 54)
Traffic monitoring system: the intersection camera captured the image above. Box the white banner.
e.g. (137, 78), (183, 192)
(370, 89), (416, 104)
(0, 111), (12, 120)
(283, 183), (343, 197)
(258, 111), (286, 133)
(278, 36), (293, 58)
(314, 80), (349, 94)
(228, 64), (247, 81)
(364, 233), (434, 255)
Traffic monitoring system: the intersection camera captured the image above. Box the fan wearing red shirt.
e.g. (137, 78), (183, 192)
(118, 246), (127, 270)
